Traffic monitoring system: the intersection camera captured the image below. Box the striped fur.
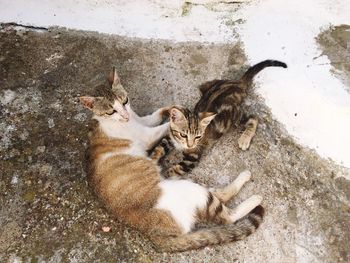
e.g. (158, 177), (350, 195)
(82, 67), (265, 252)
(152, 60), (287, 177)
(152, 205), (264, 252)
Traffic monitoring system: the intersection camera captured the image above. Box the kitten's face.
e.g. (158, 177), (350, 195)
(169, 107), (216, 149)
(79, 67), (130, 122)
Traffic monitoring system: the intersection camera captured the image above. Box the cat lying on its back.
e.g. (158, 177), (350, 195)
(150, 60), (287, 178)
(80, 67), (264, 252)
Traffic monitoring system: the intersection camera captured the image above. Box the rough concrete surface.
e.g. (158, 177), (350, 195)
(0, 24), (349, 263)
(318, 24), (350, 93)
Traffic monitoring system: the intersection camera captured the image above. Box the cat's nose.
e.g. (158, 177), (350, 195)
(122, 113), (129, 121)
(187, 141), (194, 148)
(119, 109), (129, 120)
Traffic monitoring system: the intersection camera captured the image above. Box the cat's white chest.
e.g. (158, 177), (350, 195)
(98, 117), (150, 154)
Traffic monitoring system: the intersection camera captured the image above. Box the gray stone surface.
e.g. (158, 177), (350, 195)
(318, 24), (350, 93)
(0, 24), (349, 263)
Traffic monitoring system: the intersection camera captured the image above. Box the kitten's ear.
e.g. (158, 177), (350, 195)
(79, 96), (96, 110)
(170, 107), (186, 123)
(108, 66), (121, 87)
(199, 112), (216, 127)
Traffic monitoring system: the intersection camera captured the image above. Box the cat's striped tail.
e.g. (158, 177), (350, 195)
(240, 60), (287, 86)
(152, 205), (264, 252)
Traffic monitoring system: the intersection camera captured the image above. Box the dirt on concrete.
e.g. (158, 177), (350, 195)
(0, 24), (349, 263)
(317, 24), (350, 93)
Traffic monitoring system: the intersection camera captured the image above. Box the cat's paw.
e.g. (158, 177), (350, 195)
(166, 165), (184, 178)
(150, 146), (165, 162)
(237, 170), (251, 183)
(238, 133), (252, 151)
(161, 138), (171, 148)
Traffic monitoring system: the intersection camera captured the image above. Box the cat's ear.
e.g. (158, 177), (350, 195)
(199, 112), (216, 127)
(79, 96), (96, 110)
(108, 66), (121, 87)
(170, 107), (186, 123)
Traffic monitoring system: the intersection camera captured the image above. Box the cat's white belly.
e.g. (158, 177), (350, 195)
(156, 179), (208, 233)
(99, 141), (148, 163)
(123, 141), (148, 157)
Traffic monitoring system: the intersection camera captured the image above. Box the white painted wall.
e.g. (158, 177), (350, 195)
(1, 0), (350, 168)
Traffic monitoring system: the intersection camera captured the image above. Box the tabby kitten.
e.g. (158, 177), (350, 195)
(151, 60), (287, 177)
(80, 67), (264, 252)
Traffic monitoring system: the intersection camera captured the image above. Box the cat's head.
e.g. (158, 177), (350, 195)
(169, 106), (216, 149)
(79, 67), (130, 122)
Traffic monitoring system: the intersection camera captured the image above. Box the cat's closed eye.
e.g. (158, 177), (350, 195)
(122, 97), (129, 106)
(105, 110), (117, 116)
(179, 132), (187, 138)
(195, 135), (202, 140)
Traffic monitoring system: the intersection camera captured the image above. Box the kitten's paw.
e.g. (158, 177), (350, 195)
(150, 146), (165, 162)
(166, 165), (184, 178)
(238, 170), (251, 183)
(161, 138), (171, 148)
(238, 133), (252, 151)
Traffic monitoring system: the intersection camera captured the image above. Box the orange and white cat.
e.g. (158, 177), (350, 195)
(80, 67), (264, 252)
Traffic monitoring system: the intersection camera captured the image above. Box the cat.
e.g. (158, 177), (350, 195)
(80, 67), (265, 252)
(150, 60), (287, 178)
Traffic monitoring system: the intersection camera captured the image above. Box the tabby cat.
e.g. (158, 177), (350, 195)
(151, 60), (287, 178)
(80, 67), (264, 252)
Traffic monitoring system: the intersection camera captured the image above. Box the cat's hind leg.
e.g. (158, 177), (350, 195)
(213, 170), (251, 202)
(229, 195), (263, 222)
(200, 191), (263, 224)
(238, 116), (258, 151)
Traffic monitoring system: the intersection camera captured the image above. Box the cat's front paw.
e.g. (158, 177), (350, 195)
(150, 146), (165, 162)
(165, 165), (184, 178)
(238, 133), (252, 151)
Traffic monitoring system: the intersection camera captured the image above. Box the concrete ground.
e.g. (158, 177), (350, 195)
(0, 24), (349, 263)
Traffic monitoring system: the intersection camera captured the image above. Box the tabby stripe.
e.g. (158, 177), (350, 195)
(181, 160), (196, 167)
(179, 162), (190, 173)
(207, 193), (214, 207)
(214, 203), (223, 215)
(160, 141), (171, 154)
(248, 214), (261, 228)
(206, 192), (214, 218)
(173, 165), (184, 175)
(183, 153), (198, 162)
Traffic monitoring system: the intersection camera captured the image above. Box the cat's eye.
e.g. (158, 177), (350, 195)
(105, 110), (117, 116)
(195, 135), (202, 140)
(179, 133), (187, 138)
(122, 97), (129, 106)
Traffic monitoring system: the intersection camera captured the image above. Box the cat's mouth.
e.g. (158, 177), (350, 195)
(120, 115), (129, 122)
(113, 101), (130, 121)
(120, 109), (129, 122)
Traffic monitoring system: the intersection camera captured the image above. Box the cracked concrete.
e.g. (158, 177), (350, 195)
(0, 24), (349, 263)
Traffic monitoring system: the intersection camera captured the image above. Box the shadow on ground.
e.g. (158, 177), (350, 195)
(0, 25), (349, 263)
